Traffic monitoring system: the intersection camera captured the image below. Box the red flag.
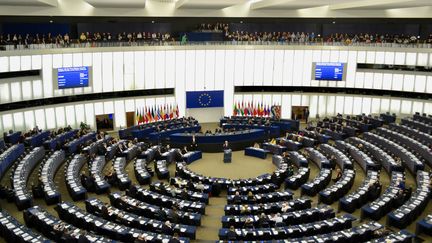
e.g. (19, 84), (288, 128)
(170, 104), (174, 119)
(253, 102), (257, 116)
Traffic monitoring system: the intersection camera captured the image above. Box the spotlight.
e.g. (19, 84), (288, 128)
(151, 20), (155, 24)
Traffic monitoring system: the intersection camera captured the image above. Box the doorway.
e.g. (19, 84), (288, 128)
(291, 106), (310, 122)
(126, 111), (135, 128)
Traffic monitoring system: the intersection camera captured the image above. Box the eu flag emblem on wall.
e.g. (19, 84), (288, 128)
(186, 90), (224, 109)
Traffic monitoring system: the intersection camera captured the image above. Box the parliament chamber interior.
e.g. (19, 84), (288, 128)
(1, 0), (432, 242)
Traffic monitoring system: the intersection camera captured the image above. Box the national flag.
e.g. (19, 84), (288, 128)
(170, 104), (174, 119)
(253, 102), (257, 116)
(176, 104), (179, 118)
(151, 107), (155, 121)
(164, 104), (169, 120)
(143, 107), (147, 123)
(136, 108), (139, 124)
(233, 102), (237, 116)
(157, 106), (162, 120)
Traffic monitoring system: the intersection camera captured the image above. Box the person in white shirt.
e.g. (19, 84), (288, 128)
(280, 202), (290, 213)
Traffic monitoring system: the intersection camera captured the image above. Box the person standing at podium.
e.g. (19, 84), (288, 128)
(223, 140), (232, 163)
(189, 135), (198, 151)
(223, 140), (230, 150)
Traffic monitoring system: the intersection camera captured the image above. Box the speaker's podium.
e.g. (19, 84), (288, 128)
(223, 149), (232, 163)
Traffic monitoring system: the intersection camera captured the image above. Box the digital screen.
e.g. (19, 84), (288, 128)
(57, 67), (89, 89)
(314, 62), (345, 81)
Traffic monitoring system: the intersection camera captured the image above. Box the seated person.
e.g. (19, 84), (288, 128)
(287, 164), (294, 177)
(253, 142), (260, 149)
(195, 181), (206, 193)
(226, 226), (237, 241)
(105, 169), (117, 185)
(258, 213), (270, 228)
(232, 191), (242, 204)
(332, 168), (342, 183)
(167, 207), (179, 224)
(247, 191), (256, 202)
(240, 204), (250, 215)
(168, 232), (181, 243)
(244, 217), (254, 229)
(280, 202), (290, 213)
(368, 180), (382, 199)
(117, 144), (126, 155)
(179, 188), (189, 200)
(162, 221), (174, 235)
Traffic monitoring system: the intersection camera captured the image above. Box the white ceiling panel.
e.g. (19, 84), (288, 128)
(0, 0), (57, 6)
(335, 0), (432, 10)
(177, 0), (246, 9)
(84, 0), (146, 8)
(251, 0), (432, 10)
(252, 0), (348, 10)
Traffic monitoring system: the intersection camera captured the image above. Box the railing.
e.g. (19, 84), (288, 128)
(1, 40), (432, 51)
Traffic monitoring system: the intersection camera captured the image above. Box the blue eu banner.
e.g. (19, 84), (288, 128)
(186, 90), (224, 109)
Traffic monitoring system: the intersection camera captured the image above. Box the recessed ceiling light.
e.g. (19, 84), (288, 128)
(151, 20), (155, 24)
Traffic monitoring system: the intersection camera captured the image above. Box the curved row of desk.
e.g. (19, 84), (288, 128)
(170, 129), (266, 152)
(39, 150), (65, 205)
(12, 146), (46, 210)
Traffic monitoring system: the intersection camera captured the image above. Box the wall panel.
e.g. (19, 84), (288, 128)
(204, 50), (216, 90)
(155, 51), (166, 89)
(195, 50), (205, 91)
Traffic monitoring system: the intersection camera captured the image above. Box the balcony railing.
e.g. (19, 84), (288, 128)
(1, 40), (431, 51)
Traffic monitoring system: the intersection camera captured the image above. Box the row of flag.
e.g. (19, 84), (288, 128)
(233, 101), (275, 117)
(136, 104), (179, 124)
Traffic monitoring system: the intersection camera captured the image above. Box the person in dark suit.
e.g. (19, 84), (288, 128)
(304, 108), (310, 123)
(232, 191), (242, 204)
(181, 146), (188, 155)
(223, 140), (230, 150)
(80, 172), (89, 189)
(226, 226), (237, 241)
(162, 221), (174, 235)
(156, 207), (167, 222)
(168, 232), (181, 243)
(189, 135), (198, 151)
(180, 188), (189, 200)
(167, 207), (179, 224)
(258, 213), (270, 228)
(101, 204), (110, 219)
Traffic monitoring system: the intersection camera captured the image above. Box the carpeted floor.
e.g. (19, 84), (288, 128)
(0, 121), (431, 242)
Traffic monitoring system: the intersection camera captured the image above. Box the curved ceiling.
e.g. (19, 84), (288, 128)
(0, 0), (431, 18)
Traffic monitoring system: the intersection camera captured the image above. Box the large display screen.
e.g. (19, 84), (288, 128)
(57, 67), (90, 89)
(314, 62), (346, 81)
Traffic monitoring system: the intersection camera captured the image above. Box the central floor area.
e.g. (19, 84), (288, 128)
(188, 151), (276, 179)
